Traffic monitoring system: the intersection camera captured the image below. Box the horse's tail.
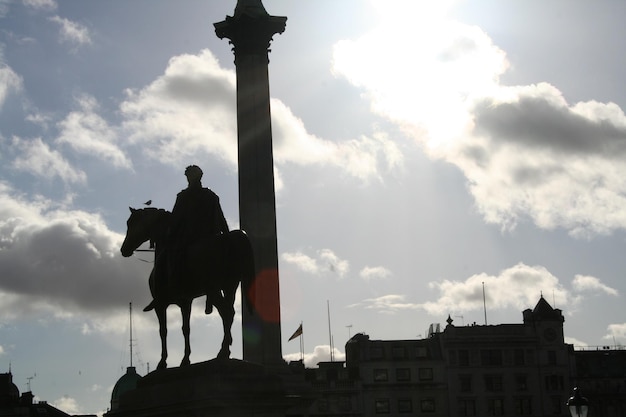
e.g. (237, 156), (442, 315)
(233, 230), (255, 315)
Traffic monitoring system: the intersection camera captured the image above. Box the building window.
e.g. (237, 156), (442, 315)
(375, 399), (390, 414)
(459, 375), (472, 392)
(550, 396), (562, 414)
(398, 399), (412, 413)
(416, 346), (428, 358)
(515, 374), (528, 391)
(458, 399), (476, 416)
(420, 399), (436, 413)
(547, 350), (557, 365)
(514, 397), (532, 415)
(338, 396), (351, 412)
(418, 367), (433, 381)
(448, 349), (457, 365)
(545, 374), (564, 391)
(459, 349), (470, 366)
(374, 368), (388, 382)
(514, 349), (525, 365)
(487, 398), (504, 416)
(396, 368), (411, 382)
(484, 374), (503, 392)
(481, 349), (503, 366)
(392, 346), (407, 359)
(317, 399), (328, 412)
(370, 345), (384, 359)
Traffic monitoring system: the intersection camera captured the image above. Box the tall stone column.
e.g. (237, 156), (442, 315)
(214, 1), (286, 366)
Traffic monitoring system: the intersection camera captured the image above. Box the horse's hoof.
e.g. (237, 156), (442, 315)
(180, 358), (191, 367)
(157, 360), (167, 370)
(217, 349), (230, 360)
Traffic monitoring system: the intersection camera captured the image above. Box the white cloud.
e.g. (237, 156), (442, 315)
(348, 294), (419, 315)
(421, 263), (568, 316)
(48, 15), (91, 48)
(359, 265), (392, 280)
(283, 344), (345, 368)
(0, 0), (9, 17)
(121, 49), (401, 181)
(56, 95), (131, 169)
(0, 64), (22, 109)
(572, 275), (618, 296)
(121, 50), (238, 166)
(11, 136), (87, 184)
(281, 252), (318, 275)
(282, 248), (349, 278)
(271, 100), (403, 180)
(332, 2), (626, 236)
(0, 183), (148, 321)
(605, 323), (626, 342)
(564, 336), (588, 347)
(23, 0), (57, 11)
(52, 396), (80, 415)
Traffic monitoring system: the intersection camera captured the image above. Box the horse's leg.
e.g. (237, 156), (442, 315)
(180, 300), (192, 367)
(216, 289), (235, 360)
(156, 306), (168, 370)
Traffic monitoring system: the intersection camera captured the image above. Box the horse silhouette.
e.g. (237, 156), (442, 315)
(120, 207), (254, 369)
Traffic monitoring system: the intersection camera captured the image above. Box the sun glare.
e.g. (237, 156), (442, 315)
(333, 0), (507, 153)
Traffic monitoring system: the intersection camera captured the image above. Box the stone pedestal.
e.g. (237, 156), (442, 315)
(105, 359), (312, 417)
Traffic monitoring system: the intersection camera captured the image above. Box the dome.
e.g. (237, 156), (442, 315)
(0, 372), (20, 406)
(110, 367), (142, 411)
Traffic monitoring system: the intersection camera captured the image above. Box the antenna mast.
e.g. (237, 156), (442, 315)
(482, 282), (488, 325)
(129, 302), (133, 367)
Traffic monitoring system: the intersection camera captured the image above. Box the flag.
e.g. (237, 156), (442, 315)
(288, 323), (303, 341)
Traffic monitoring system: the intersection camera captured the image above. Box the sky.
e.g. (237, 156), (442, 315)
(0, 0), (625, 414)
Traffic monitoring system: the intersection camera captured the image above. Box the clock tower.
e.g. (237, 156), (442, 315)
(523, 295), (565, 345)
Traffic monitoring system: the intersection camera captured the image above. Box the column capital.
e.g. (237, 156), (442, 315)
(214, 13), (286, 59)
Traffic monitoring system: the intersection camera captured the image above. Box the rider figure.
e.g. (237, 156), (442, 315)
(170, 165), (229, 314)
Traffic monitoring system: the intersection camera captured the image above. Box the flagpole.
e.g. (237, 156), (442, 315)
(327, 300), (334, 362)
(300, 321), (304, 361)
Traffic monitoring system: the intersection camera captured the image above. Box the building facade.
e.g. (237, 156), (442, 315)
(299, 297), (624, 417)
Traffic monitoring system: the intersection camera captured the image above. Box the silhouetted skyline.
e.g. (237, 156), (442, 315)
(0, 1), (625, 415)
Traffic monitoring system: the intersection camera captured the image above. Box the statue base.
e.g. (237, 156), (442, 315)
(105, 359), (312, 417)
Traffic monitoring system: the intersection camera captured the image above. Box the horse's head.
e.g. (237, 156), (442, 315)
(120, 207), (165, 257)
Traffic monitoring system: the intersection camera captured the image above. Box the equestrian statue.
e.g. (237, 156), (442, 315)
(120, 165), (254, 369)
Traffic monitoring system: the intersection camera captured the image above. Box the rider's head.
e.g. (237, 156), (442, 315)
(184, 165), (203, 184)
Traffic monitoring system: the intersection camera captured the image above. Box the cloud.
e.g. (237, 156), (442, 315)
(0, 345), (4, 355)
(11, 136), (87, 184)
(283, 344), (345, 368)
(572, 275), (618, 296)
(0, 64), (22, 109)
(605, 323), (626, 342)
(56, 95), (131, 169)
(121, 49), (401, 181)
(0, 0), (9, 17)
(564, 336), (588, 347)
(421, 263), (568, 316)
(0, 183), (148, 321)
(332, 3), (626, 236)
(121, 50), (238, 166)
(348, 294), (419, 315)
(271, 100), (403, 180)
(282, 248), (349, 278)
(23, 0), (57, 11)
(48, 16), (91, 48)
(52, 396), (80, 415)
(359, 266), (392, 280)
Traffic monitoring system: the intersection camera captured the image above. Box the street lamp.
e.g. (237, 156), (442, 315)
(566, 387), (589, 417)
